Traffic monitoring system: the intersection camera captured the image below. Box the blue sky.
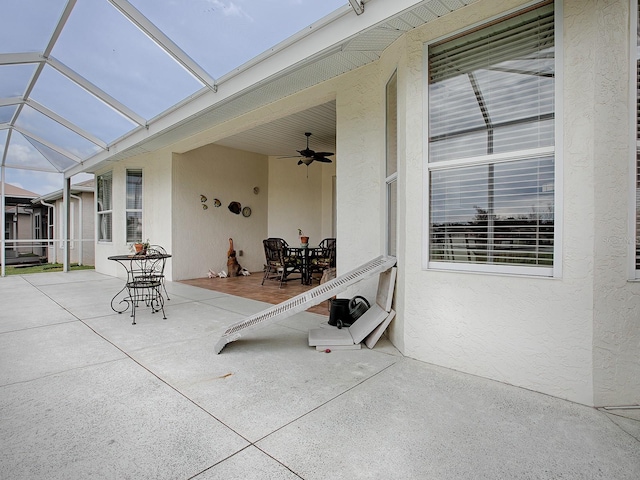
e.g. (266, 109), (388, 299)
(1, 0), (347, 195)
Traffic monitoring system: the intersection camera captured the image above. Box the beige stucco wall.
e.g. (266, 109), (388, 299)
(385, 0), (638, 406)
(172, 144), (268, 280)
(94, 151), (173, 280)
(584, 0), (639, 406)
(53, 192), (95, 265)
(398, 0), (595, 405)
(267, 155), (335, 246)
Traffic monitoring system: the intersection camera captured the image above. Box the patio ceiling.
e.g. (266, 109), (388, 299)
(1, 0), (478, 181)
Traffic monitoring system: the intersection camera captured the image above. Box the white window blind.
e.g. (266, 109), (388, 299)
(429, 3), (554, 162)
(635, 1), (640, 272)
(427, 2), (555, 273)
(386, 71), (398, 257)
(97, 171), (112, 242)
(126, 169), (143, 243)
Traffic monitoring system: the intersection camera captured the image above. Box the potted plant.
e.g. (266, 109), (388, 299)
(298, 229), (309, 246)
(132, 239), (150, 255)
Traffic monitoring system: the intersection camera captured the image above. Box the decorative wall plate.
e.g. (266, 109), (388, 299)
(228, 201), (241, 214)
(242, 206), (252, 217)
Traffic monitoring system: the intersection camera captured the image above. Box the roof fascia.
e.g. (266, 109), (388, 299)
(32, 185), (93, 203)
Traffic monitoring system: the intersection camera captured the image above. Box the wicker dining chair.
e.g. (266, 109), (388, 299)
(261, 238), (301, 288)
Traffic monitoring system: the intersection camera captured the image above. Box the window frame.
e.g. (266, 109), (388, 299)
(631, 0), (640, 279)
(96, 171), (113, 243)
(125, 169), (143, 244)
(422, 0), (563, 277)
(386, 69), (398, 258)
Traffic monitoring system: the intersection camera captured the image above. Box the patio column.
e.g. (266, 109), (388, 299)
(63, 176), (70, 272)
(1, 166), (5, 277)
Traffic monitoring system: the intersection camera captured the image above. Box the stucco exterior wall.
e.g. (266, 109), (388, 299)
(377, 0), (638, 406)
(172, 144), (268, 280)
(267, 156), (335, 246)
(585, 0), (640, 406)
(94, 151), (173, 280)
(54, 192), (95, 265)
(395, 0), (595, 405)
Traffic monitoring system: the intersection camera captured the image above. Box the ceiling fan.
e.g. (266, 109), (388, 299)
(279, 132), (334, 166)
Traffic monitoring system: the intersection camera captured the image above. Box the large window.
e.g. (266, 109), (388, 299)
(635, 0), (640, 273)
(386, 70), (398, 257)
(426, 2), (556, 275)
(126, 169), (143, 243)
(97, 172), (112, 242)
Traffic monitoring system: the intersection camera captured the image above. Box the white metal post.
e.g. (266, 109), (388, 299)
(1, 166), (5, 277)
(70, 193), (82, 265)
(63, 176), (70, 272)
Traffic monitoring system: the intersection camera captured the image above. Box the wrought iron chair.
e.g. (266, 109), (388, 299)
(308, 238), (336, 283)
(147, 245), (170, 299)
(124, 249), (167, 324)
(261, 238), (301, 288)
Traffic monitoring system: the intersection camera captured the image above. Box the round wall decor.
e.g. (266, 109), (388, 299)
(242, 206), (252, 217)
(228, 201), (241, 214)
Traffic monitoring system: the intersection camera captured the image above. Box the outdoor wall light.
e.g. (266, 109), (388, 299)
(349, 0), (364, 15)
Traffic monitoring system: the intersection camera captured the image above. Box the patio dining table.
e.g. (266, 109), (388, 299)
(287, 246), (323, 285)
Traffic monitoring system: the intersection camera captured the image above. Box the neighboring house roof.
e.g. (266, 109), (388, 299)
(32, 179), (95, 204)
(2, 184), (40, 207)
(3, 184), (40, 199)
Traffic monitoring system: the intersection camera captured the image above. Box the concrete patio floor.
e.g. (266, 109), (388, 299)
(1, 270), (639, 479)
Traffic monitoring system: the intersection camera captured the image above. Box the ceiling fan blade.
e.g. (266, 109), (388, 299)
(314, 152), (334, 157)
(315, 157), (333, 163)
(278, 155), (302, 159)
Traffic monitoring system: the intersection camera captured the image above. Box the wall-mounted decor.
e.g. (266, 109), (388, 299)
(213, 198), (221, 207)
(242, 206), (251, 217)
(202, 204), (208, 210)
(228, 201), (241, 214)
(253, 187), (259, 195)
(200, 195), (207, 203)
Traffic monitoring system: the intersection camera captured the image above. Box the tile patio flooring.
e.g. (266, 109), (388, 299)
(180, 271), (331, 316)
(1, 270), (639, 479)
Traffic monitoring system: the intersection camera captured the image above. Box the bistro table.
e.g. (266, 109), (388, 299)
(287, 246), (323, 285)
(108, 251), (171, 324)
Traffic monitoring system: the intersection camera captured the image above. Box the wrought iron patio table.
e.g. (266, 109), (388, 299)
(287, 246), (323, 285)
(108, 252), (171, 324)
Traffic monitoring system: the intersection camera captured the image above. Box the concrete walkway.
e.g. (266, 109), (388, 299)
(1, 270), (639, 479)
